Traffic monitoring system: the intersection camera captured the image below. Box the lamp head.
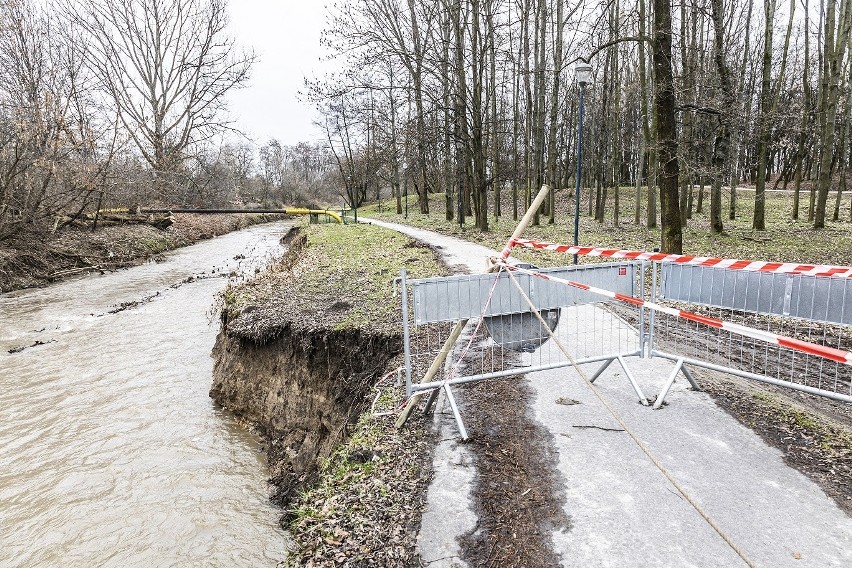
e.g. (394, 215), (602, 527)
(575, 62), (592, 86)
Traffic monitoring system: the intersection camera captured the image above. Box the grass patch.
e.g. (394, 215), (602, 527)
(283, 393), (434, 566)
(753, 391), (851, 452)
(222, 223), (447, 340)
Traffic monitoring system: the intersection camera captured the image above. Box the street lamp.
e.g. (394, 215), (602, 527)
(573, 61), (592, 264)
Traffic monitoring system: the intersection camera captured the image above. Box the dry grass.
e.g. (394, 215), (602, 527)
(222, 223), (447, 342)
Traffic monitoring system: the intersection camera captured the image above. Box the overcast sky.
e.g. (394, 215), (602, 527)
(226, 1), (328, 147)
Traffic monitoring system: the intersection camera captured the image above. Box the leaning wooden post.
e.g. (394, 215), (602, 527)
(395, 185), (552, 429)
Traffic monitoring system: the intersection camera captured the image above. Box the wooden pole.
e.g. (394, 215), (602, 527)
(395, 185), (551, 429)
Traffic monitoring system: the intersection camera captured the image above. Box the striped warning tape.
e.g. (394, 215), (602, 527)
(500, 262), (852, 366)
(510, 238), (852, 278)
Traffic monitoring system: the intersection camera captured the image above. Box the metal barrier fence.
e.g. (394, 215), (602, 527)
(400, 263), (647, 437)
(650, 262), (852, 406)
(399, 241), (852, 438)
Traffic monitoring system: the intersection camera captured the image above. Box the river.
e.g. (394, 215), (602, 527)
(0, 222), (293, 567)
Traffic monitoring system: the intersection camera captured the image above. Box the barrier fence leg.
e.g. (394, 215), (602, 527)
(617, 355), (649, 406)
(589, 358), (615, 383)
(396, 184), (552, 436)
(423, 389), (440, 415)
(681, 363), (701, 390)
(395, 318), (468, 429)
(443, 385), (469, 441)
(654, 358), (684, 410)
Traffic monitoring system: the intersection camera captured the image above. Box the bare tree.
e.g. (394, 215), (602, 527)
(813, 0), (852, 228)
(0, 0), (113, 240)
(71, 0), (254, 199)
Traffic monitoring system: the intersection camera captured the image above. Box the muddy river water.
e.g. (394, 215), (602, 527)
(0, 222), (293, 567)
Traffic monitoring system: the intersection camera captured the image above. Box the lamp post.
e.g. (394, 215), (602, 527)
(402, 161), (408, 219)
(573, 61), (592, 265)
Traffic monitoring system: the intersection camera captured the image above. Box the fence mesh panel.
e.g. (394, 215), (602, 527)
(651, 264), (852, 401)
(402, 264), (643, 394)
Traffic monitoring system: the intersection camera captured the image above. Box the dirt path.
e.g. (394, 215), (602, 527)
(367, 218), (852, 568)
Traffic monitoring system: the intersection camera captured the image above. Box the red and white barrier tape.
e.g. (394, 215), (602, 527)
(500, 262), (852, 366)
(510, 239), (852, 279)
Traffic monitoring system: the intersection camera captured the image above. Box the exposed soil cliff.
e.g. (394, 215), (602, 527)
(211, 325), (401, 504)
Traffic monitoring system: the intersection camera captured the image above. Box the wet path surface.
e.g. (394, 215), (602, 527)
(0, 222), (292, 567)
(367, 219), (852, 567)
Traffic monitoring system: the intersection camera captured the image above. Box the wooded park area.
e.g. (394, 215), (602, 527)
(2, 0), (851, 255)
(311, 0), (852, 254)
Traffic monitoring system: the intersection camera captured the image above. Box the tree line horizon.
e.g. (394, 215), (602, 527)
(2, 0), (850, 255)
(310, 0), (852, 254)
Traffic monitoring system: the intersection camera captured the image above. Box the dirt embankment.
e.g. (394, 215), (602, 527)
(0, 212), (283, 293)
(208, 224), (448, 564)
(211, 321), (402, 505)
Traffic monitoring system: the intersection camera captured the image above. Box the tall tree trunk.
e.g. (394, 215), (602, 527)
(471, 0), (488, 231)
(522, 0), (533, 217)
(389, 67), (402, 214)
(752, 0), (779, 230)
(452, 0), (468, 226)
(709, 0), (731, 233)
(845, 58), (852, 222)
(641, 0), (657, 228)
(487, 1), (500, 220)
(833, 65), (852, 220)
(611, 25), (621, 226)
(546, 0), (564, 225)
(511, 4), (521, 220)
(440, 5), (454, 221)
(608, 0), (622, 226)
(653, 0), (682, 253)
(678, 0), (694, 227)
(531, 0), (546, 225)
(406, 0), (429, 214)
(729, 0), (755, 221)
(792, 0), (812, 221)
(814, 0), (852, 227)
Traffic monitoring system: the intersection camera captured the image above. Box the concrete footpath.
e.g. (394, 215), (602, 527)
(366, 219), (852, 568)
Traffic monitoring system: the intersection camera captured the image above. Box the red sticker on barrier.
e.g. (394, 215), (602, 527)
(618, 267), (627, 276)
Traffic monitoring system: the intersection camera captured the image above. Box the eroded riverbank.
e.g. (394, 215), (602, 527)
(209, 224), (448, 565)
(0, 212), (284, 293)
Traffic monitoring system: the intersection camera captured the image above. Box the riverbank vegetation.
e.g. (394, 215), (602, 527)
(211, 223), (449, 565)
(0, 213), (280, 292)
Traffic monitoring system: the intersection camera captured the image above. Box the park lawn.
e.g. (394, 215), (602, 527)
(362, 187), (852, 268)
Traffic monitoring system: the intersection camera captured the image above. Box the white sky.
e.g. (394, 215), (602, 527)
(226, 1), (328, 147)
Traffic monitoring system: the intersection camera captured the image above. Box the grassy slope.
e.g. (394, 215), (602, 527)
(224, 223), (446, 340)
